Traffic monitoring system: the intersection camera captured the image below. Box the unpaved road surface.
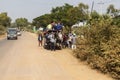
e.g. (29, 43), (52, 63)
(0, 32), (114, 80)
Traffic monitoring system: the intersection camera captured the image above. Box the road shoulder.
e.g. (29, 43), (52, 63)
(0, 34), (6, 40)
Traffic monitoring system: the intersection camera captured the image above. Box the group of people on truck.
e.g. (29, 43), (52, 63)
(46, 21), (63, 31)
(38, 21), (76, 51)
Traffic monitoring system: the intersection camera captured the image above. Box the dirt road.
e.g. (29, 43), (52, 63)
(0, 32), (114, 80)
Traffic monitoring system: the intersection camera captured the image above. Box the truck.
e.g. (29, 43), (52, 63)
(7, 28), (18, 40)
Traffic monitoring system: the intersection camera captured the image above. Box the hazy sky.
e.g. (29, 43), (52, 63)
(0, 0), (119, 22)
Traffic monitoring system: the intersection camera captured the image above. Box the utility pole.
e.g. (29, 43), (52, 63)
(91, 1), (94, 14)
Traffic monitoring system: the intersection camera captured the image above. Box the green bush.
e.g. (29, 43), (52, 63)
(74, 16), (120, 79)
(0, 25), (5, 35)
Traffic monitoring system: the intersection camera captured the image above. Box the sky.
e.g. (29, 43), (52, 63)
(0, 0), (119, 22)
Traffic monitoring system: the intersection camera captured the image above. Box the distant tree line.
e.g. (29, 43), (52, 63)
(0, 13), (31, 35)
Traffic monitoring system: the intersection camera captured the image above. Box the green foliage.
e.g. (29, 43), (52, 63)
(15, 18), (29, 29)
(0, 12), (11, 35)
(74, 14), (120, 79)
(0, 12), (11, 27)
(51, 3), (73, 22)
(107, 4), (120, 17)
(11, 22), (17, 28)
(32, 3), (89, 29)
(112, 15), (120, 27)
(32, 14), (52, 29)
(62, 26), (71, 33)
(0, 25), (5, 35)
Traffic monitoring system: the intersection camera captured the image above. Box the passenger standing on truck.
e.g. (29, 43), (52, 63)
(54, 22), (63, 31)
(46, 21), (55, 30)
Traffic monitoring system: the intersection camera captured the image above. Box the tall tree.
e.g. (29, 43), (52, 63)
(51, 3), (73, 22)
(65, 3), (89, 27)
(77, 3), (89, 20)
(15, 18), (28, 29)
(32, 14), (51, 29)
(0, 12), (11, 27)
(107, 4), (120, 17)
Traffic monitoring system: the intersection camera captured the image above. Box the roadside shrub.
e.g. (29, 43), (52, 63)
(74, 16), (120, 79)
(0, 25), (5, 35)
(73, 37), (90, 61)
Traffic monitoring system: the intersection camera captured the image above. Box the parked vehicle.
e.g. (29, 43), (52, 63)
(17, 30), (22, 36)
(7, 28), (18, 40)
